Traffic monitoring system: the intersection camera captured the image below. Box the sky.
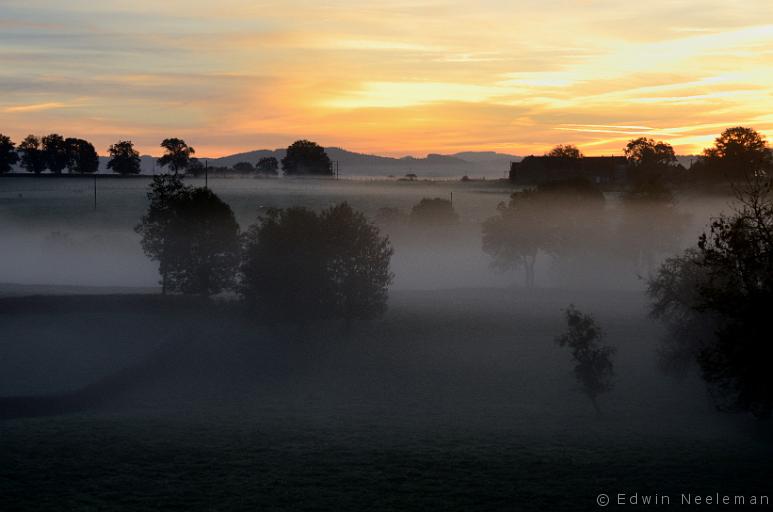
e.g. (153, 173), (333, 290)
(1, 0), (772, 157)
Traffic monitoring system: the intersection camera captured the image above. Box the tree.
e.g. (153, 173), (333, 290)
(619, 176), (687, 273)
(42, 133), (69, 174)
(65, 138), (99, 174)
(624, 137), (676, 184)
(483, 178), (607, 288)
(135, 175), (190, 294)
(256, 156), (279, 176)
(135, 175), (240, 296)
(699, 127), (772, 182)
(232, 161), (254, 174)
(18, 135), (46, 174)
(158, 138), (195, 175)
(281, 140), (332, 176)
(321, 203), (394, 328)
(482, 190), (543, 288)
(164, 188), (241, 295)
(0, 134), (18, 174)
(241, 203), (393, 327)
(555, 305), (615, 415)
(409, 197), (459, 226)
(107, 140), (141, 175)
(546, 144), (582, 159)
(648, 178), (773, 418)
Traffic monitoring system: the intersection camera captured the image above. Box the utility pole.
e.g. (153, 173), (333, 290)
(93, 173), (97, 210)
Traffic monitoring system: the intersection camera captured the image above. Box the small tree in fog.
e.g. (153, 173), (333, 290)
(555, 305), (615, 415)
(256, 156), (279, 176)
(241, 203), (393, 327)
(619, 176), (687, 273)
(0, 134), (19, 174)
(107, 140), (141, 175)
(482, 190), (543, 288)
(18, 135), (46, 174)
(409, 197), (459, 226)
(158, 138), (195, 175)
(232, 161), (254, 174)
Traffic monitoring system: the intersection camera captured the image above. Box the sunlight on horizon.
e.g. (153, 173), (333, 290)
(1, 1), (772, 157)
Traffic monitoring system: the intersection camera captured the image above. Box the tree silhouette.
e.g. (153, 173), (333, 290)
(241, 203), (392, 327)
(555, 305), (615, 415)
(699, 127), (771, 182)
(135, 175), (190, 294)
(18, 135), (46, 174)
(158, 138), (195, 175)
(482, 190), (544, 288)
(256, 156), (279, 176)
(107, 140), (141, 175)
(42, 134), (69, 174)
(65, 138), (99, 174)
(619, 176), (687, 273)
(0, 134), (18, 174)
(624, 137), (676, 184)
(546, 144), (582, 158)
(136, 175), (240, 296)
(483, 178), (607, 288)
(163, 188), (241, 296)
(321, 203), (394, 328)
(648, 177), (773, 418)
(281, 140), (332, 176)
(232, 161), (254, 174)
(409, 197), (459, 226)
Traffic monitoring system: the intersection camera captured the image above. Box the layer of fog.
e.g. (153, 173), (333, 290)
(0, 177), (735, 291)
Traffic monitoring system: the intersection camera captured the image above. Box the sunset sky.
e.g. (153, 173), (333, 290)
(1, 1), (772, 157)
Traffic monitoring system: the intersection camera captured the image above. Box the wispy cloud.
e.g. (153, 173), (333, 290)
(0, 1), (772, 156)
(3, 102), (70, 113)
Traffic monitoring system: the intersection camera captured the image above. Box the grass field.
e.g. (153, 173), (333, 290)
(1, 288), (771, 511)
(1, 177), (769, 510)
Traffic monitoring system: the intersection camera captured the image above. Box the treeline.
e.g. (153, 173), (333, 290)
(527, 126), (772, 184)
(0, 134), (335, 177)
(135, 175), (393, 328)
(0, 134), (99, 174)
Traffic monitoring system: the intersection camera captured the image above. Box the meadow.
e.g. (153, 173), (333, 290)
(1, 176), (769, 511)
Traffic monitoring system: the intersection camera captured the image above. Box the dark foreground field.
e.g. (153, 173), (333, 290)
(1, 288), (772, 511)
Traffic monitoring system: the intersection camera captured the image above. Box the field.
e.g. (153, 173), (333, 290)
(1, 177), (770, 511)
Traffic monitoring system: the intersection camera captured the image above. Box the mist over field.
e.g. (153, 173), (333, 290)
(2, 174), (771, 511)
(0, 176), (729, 290)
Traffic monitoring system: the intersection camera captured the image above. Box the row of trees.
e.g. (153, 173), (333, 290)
(0, 134), (335, 177)
(0, 133), (99, 174)
(135, 175), (393, 326)
(544, 126), (772, 183)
